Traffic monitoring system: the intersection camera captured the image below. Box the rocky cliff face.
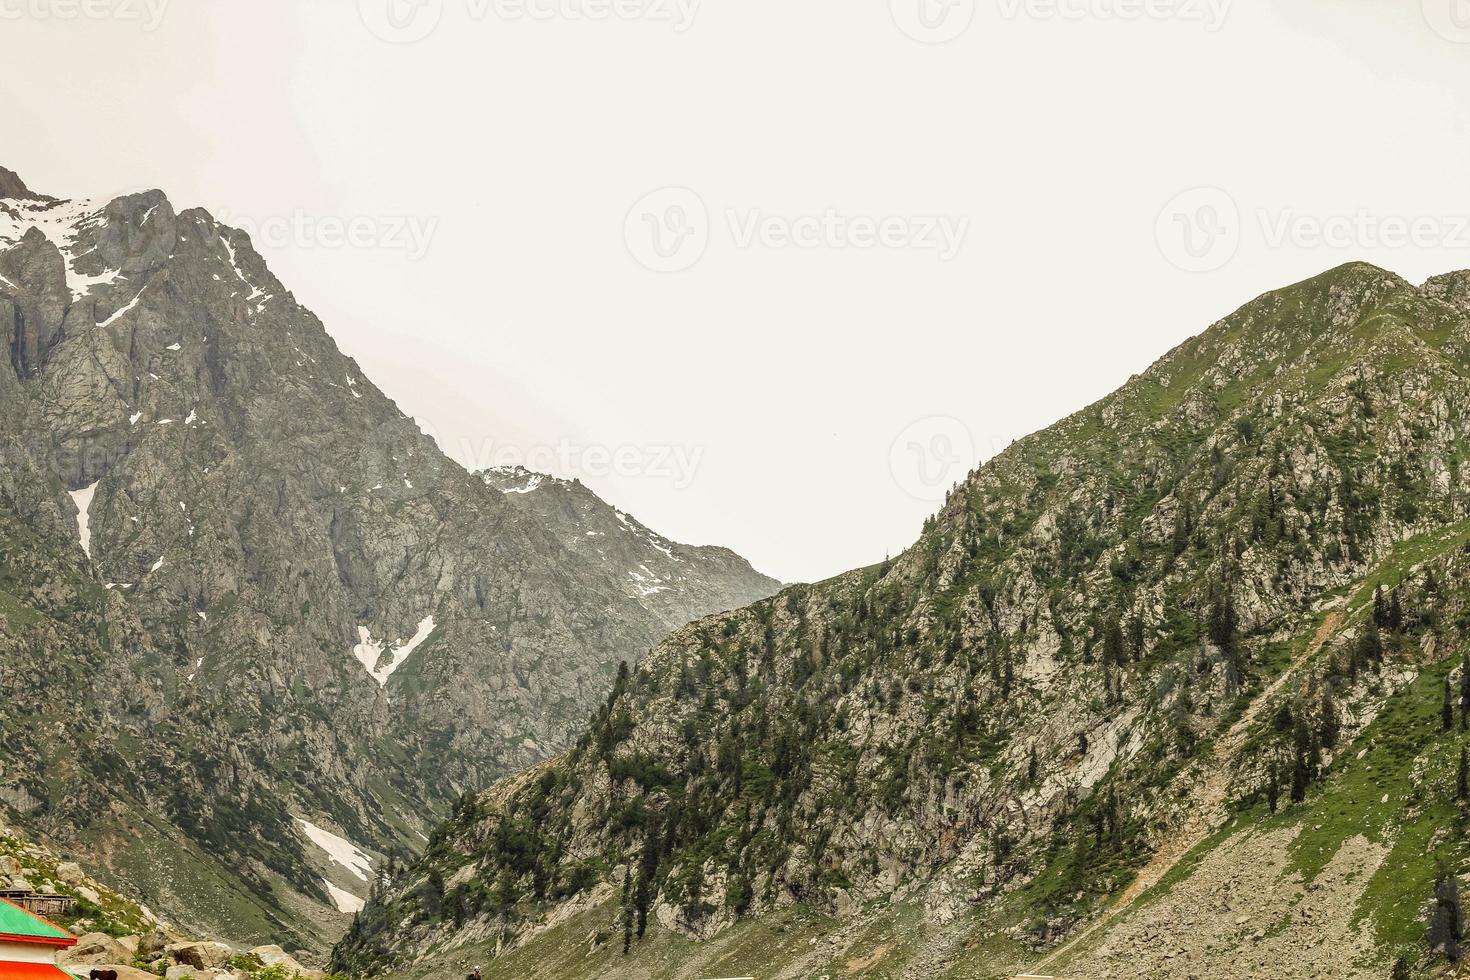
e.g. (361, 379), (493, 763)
(0, 172), (778, 951)
(335, 262), (1470, 979)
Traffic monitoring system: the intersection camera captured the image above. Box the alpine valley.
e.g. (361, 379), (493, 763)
(0, 167), (778, 954)
(334, 260), (1470, 979)
(10, 163), (1470, 980)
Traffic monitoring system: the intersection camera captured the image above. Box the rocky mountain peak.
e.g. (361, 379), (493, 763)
(0, 172), (779, 950)
(1422, 267), (1470, 314)
(0, 166), (45, 201)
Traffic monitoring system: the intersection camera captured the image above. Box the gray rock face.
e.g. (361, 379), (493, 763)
(0, 166), (42, 201)
(0, 170), (778, 950)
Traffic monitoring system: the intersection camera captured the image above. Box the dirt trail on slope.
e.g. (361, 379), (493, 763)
(1033, 607), (1345, 972)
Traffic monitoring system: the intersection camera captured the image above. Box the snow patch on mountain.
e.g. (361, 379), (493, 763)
(323, 879), (365, 915)
(69, 481), (100, 558)
(0, 197), (121, 299)
(352, 615), (437, 687)
(295, 818), (373, 882)
(99, 288), (146, 328)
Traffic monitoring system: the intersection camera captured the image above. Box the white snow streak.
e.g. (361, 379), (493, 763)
(295, 818), (373, 882)
(352, 615), (436, 688)
(69, 481), (100, 558)
(98, 289), (145, 328)
(323, 879), (365, 915)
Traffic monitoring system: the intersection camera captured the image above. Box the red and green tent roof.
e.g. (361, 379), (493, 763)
(0, 898), (74, 947)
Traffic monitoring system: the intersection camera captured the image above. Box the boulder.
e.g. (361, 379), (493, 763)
(55, 861), (86, 885)
(59, 933), (135, 967)
(137, 930), (171, 959)
(247, 945), (289, 965)
(248, 945), (320, 977)
(166, 942), (235, 970)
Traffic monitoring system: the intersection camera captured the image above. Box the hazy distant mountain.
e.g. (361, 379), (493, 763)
(0, 168), (778, 951)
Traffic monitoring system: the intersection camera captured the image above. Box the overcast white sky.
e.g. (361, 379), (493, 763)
(7, 0), (1470, 582)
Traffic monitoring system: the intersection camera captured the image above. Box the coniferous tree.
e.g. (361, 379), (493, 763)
(634, 822), (661, 939)
(621, 868), (634, 955)
(1068, 828), (1091, 892)
(1458, 747), (1468, 803)
(1170, 503), (1191, 558)
(1357, 622), (1384, 669)
(1461, 655), (1470, 732)
(1430, 873), (1465, 963)
(1208, 588), (1240, 664)
(1290, 717), (1312, 803)
(1104, 619), (1125, 668)
(1127, 611), (1145, 662)
(1446, 677), (1456, 733)
(1373, 585), (1389, 628)
(1319, 690), (1340, 751)
(1267, 762), (1280, 814)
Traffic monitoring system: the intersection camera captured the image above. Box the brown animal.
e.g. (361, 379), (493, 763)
(90, 970), (118, 980)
